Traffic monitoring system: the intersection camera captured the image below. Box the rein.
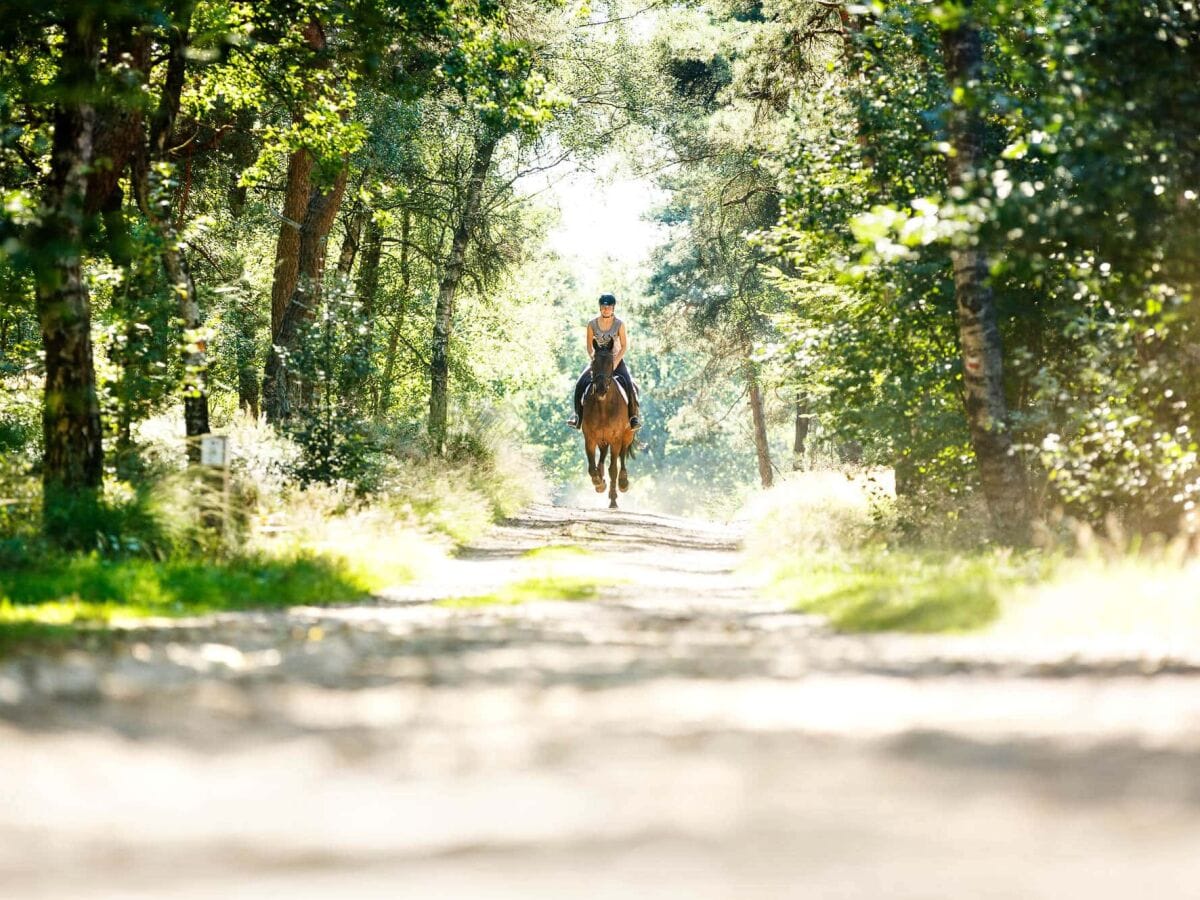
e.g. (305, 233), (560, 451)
(590, 350), (614, 396)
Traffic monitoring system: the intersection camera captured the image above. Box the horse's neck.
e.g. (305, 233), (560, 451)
(588, 373), (625, 406)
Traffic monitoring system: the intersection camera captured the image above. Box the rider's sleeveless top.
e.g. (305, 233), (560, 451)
(591, 315), (623, 355)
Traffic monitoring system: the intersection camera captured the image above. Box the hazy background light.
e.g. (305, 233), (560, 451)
(524, 152), (669, 302)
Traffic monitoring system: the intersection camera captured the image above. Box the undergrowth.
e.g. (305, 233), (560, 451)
(742, 470), (1195, 638)
(0, 411), (548, 653)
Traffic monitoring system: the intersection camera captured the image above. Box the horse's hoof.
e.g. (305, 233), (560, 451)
(608, 500), (618, 509)
(595, 482), (606, 493)
(618, 477), (629, 492)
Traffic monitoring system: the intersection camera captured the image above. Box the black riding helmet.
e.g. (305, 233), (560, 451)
(598, 293), (616, 306)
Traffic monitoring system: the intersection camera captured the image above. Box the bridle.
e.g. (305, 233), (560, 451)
(590, 347), (613, 397)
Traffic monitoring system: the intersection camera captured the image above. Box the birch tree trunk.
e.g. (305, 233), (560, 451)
(745, 360), (773, 488)
(941, 5), (1028, 539)
(428, 133), (498, 453)
(138, 0), (210, 460)
(34, 9), (104, 530)
(375, 209), (409, 420)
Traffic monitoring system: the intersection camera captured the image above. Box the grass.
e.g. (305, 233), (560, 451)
(991, 553), (1200, 642)
(744, 470), (1200, 641)
(763, 550), (1050, 633)
(440, 543), (617, 607)
(0, 553), (370, 655)
(440, 575), (604, 607)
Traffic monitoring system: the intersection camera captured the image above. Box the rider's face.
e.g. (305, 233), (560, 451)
(599, 304), (614, 317)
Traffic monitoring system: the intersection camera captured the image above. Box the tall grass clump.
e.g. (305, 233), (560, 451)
(743, 469), (1200, 641)
(990, 526), (1200, 645)
(740, 468), (895, 557)
(741, 469), (1044, 633)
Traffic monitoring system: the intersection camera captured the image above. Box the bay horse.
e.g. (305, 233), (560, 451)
(581, 345), (636, 509)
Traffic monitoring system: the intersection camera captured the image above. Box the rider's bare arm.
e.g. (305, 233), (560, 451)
(586, 323), (595, 360)
(614, 322), (629, 368)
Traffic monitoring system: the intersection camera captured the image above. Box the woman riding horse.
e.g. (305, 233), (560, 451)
(579, 341), (636, 508)
(567, 293), (640, 430)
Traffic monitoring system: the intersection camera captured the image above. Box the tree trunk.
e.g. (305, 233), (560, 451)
(429, 133), (498, 453)
(267, 21), (327, 339)
(262, 19), (349, 424)
(745, 361), (773, 488)
(262, 167), (348, 423)
(336, 203), (364, 278)
(941, 6), (1028, 540)
(792, 398), (810, 471)
(375, 208), (410, 420)
(270, 149), (314, 336)
(134, 0), (210, 461)
(87, 21), (149, 229)
(342, 212), (382, 409)
(236, 321), (260, 419)
(34, 10), (104, 530)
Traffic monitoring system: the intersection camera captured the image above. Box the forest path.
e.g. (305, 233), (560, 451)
(3, 504), (1200, 898)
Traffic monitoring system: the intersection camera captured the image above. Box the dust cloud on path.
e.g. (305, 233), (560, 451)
(3, 504), (1200, 899)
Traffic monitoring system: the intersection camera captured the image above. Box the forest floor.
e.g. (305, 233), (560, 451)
(2, 504), (1200, 898)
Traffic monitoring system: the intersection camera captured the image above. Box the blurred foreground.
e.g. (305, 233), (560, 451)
(2, 504), (1200, 899)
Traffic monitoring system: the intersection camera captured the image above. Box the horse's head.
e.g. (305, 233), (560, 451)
(591, 346), (614, 396)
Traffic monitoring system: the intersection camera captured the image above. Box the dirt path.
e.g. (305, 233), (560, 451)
(3, 504), (1200, 899)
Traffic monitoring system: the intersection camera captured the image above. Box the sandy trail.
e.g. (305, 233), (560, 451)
(2, 504), (1200, 899)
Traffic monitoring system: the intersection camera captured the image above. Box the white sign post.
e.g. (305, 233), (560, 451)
(198, 434), (231, 541)
(200, 434), (229, 467)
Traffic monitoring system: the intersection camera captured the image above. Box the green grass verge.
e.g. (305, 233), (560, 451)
(766, 550), (1051, 633)
(440, 543), (615, 607)
(440, 574), (603, 608)
(0, 554), (370, 655)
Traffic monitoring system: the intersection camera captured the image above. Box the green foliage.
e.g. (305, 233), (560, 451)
(757, 0), (1200, 534)
(0, 402), (550, 651)
(0, 390), (38, 457)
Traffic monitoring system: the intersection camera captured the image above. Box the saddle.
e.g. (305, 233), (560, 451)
(586, 379), (630, 406)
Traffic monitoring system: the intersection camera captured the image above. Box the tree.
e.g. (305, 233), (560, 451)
(645, 2), (807, 487)
(30, 4), (105, 529)
(939, 2), (1027, 538)
(262, 18), (353, 424)
(429, 127), (499, 452)
(133, 0), (212, 458)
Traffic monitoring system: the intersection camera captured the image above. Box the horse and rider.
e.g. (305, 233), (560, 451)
(567, 293), (640, 431)
(568, 293), (640, 508)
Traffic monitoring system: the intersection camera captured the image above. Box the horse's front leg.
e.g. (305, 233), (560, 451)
(595, 443), (608, 493)
(608, 448), (619, 508)
(618, 446), (629, 492)
(585, 436), (599, 485)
